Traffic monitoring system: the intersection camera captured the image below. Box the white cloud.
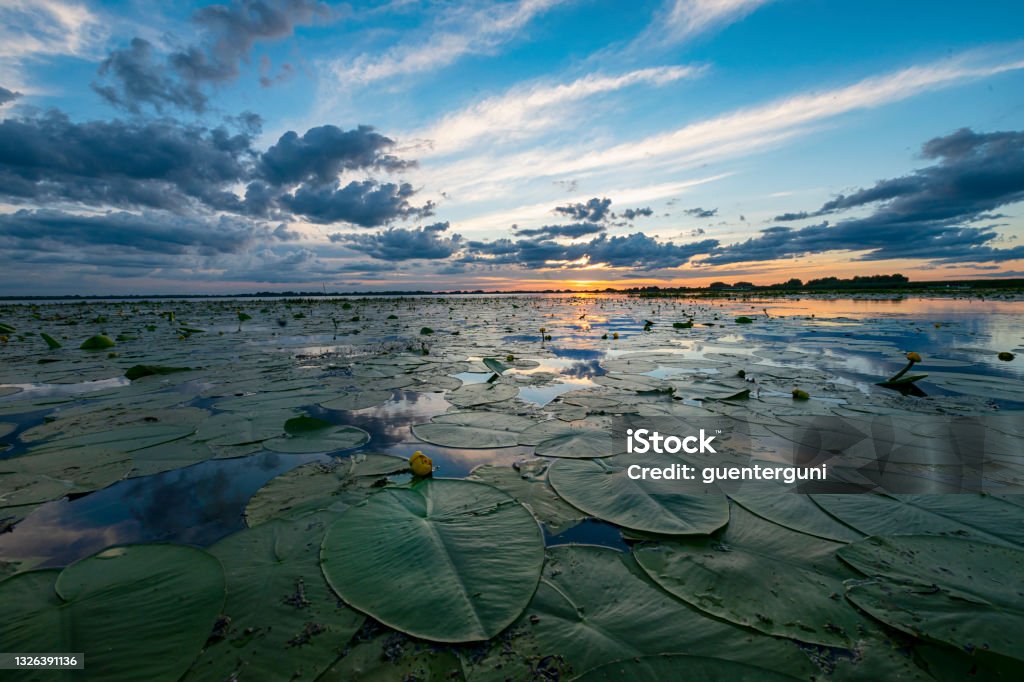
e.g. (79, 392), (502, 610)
(413, 65), (703, 157)
(420, 51), (1024, 199)
(330, 0), (566, 86)
(0, 0), (105, 60)
(655, 0), (772, 45)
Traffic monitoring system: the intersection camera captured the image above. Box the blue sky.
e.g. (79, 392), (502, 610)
(1, 0), (1023, 293)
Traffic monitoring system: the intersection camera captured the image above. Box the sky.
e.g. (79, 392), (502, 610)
(1, 0), (1023, 294)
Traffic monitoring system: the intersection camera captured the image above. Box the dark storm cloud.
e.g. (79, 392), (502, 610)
(330, 222), (461, 260)
(95, 0), (329, 113)
(258, 124), (411, 186)
(514, 222), (605, 239)
(0, 209), (260, 255)
(0, 111), (255, 211)
(93, 38), (208, 114)
(711, 128), (1024, 265)
(621, 207), (653, 220)
(684, 207), (717, 218)
(284, 181), (434, 227)
(0, 111), (430, 228)
(462, 232), (719, 270)
(553, 197), (613, 222)
(0, 87), (22, 106)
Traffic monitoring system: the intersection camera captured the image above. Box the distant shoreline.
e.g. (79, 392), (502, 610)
(1, 277), (1023, 301)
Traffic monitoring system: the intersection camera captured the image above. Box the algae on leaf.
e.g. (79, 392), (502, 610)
(185, 514), (364, 682)
(839, 535), (1024, 663)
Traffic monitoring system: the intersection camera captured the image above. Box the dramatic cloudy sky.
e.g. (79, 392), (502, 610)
(1, 0), (1023, 294)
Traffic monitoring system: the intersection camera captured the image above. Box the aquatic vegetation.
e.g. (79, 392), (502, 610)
(79, 334), (115, 350)
(0, 545), (224, 682)
(39, 332), (62, 349)
(409, 450), (433, 476)
(320, 479), (544, 642)
(124, 365), (192, 381)
(999, 351), (1015, 361)
(0, 294), (1021, 678)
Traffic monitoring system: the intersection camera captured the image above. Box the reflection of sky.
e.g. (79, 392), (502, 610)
(2, 295), (1024, 566)
(0, 451), (324, 567)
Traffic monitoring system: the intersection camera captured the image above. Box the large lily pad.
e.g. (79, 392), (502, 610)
(730, 487), (864, 542)
(264, 415), (370, 454)
(468, 462), (584, 533)
(634, 505), (871, 647)
(547, 454), (729, 535)
(0, 545), (224, 682)
(245, 454), (408, 526)
(411, 411), (536, 448)
(185, 514), (364, 681)
(812, 494), (1024, 549)
(840, 535), (1024, 663)
(320, 478), (544, 642)
(464, 545), (815, 681)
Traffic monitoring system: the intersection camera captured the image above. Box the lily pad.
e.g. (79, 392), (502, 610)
(411, 411), (536, 448)
(79, 334), (115, 350)
(578, 655), (799, 681)
(468, 462), (584, 533)
(634, 504), (870, 647)
(320, 390), (394, 411)
(840, 535), (1024, 662)
(124, 365), (192, 381)
(245, 454), (409, 526)
(547, 454), (729, 535)
(464, 545), (814, 681)
(812, 494), (1024, 549)
(320, 478), (544, 642)
(185, 514), (364, 681)
(0, 545), (224, 682)
(264, 415), (369, 454)
(446, 382), (519, 407)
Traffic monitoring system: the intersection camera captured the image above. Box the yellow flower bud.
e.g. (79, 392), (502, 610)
(906, 352), (922, 363)
(409, 451), (433, 477)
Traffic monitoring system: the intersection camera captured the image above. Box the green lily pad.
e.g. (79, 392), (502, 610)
(245, 454), (409, 526)
(320, 390), (394, 411)
(812, 494), (1024, 549)
(317, 629), (464, 681)
(578, 655), (799, 681)
(185, 514), (364, 681)
(40, 332), (62, 349)
(634, 505), (870, 647)
(79, 334), (115, 350)
(411, 411), (536, 448)
(840, 535), (1024, 662)
(547, 454), (729, 535)
(446, 382), (519, 407)
(264, 416), (369, 454)
(482, 357), (510, 375)
(320, 479), (544, 642)
(464, 545), (814, 681)
(468, 462), (585, 533)
(0, 545), (224, 682)
(124, 365), (192, 381)
(534, 428), (615, 458)
(730, 486), (864, 542)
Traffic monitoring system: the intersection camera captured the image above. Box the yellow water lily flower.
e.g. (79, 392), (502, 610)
(409, 451), (433, 477)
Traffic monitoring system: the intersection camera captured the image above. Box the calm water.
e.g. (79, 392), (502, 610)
(1, 294), (1022, 566)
